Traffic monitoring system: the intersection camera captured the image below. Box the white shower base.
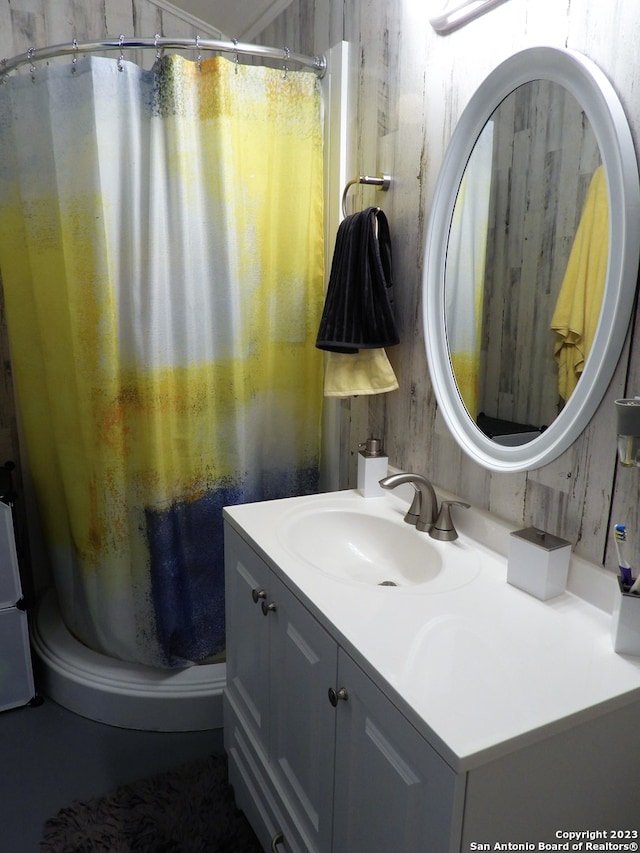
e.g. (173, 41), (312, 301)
(31, 588), (226, 731)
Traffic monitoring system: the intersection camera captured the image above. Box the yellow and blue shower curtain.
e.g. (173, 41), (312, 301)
(0, 55), (324, 667)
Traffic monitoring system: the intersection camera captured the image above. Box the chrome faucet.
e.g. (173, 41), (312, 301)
(378, 472), (438, 532)
(378, 472), (470, 540)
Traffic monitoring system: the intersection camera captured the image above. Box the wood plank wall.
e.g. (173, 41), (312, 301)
(261, 0), (640, 574)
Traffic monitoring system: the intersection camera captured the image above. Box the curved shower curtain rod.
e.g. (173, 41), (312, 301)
(0, 35), (327, 79)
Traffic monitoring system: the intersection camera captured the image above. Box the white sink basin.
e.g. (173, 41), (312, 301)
(277, 498), (480, 593)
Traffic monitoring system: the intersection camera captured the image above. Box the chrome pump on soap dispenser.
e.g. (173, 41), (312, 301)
(357, 437), (388, 498)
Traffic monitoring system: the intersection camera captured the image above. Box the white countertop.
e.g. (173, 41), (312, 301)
(224, 489), (640, 772)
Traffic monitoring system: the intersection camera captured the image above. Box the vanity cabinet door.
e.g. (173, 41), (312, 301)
(224, 527), (272, 751)
(332, 650), (464, 853)
(269, 576), (338, 853)
(225, 524), (338, 851)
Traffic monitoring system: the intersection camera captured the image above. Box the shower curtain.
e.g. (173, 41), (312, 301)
(0, 54), (324, 668)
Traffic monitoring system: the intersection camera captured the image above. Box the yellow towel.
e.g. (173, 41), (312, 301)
(323, 349), (399, 397)
(551, 165), (609, 401)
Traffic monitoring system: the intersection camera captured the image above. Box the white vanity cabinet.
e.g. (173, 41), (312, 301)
(224, 491), (640, 847)
(223, 523), (464, 853)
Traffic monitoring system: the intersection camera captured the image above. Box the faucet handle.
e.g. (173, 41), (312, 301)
(430, 500), (470, 542)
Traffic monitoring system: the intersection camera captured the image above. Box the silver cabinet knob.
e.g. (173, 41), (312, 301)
(252, 588), (267, 603)
(271, 832), (285, 851)
(261, 600), (277, 616)
(328, 686), (348, 706)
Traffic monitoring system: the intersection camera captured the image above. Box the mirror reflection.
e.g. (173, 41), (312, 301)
(445, 79), (605, 447)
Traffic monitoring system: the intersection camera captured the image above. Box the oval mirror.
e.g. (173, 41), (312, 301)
(423, 46), (640, 472)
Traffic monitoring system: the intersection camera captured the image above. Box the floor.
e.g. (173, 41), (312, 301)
(0, 694), (225, 852)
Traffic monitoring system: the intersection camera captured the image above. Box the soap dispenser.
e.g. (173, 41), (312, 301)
(357, 437), (388, 498)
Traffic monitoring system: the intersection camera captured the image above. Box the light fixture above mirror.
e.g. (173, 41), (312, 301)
(428, 0), (512, 35)
(423, 46), (640, 472)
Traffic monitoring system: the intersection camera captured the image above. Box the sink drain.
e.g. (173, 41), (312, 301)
(378, 580), (398, 587)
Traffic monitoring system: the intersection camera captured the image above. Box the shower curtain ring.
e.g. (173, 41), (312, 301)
(71, 39), (78, 74)
(117, 34), (125, 72)
(195, 34), (202, 71)
(28, 47), (36, 80)
(232, 38), (239, 74)
(154, 33), (162, 63)
(282, 46), (290, 80)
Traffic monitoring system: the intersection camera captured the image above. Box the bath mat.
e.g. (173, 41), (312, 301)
(40, 754), (262, 852)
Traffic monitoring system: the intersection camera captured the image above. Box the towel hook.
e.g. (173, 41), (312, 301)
(341, 173), (391, 217)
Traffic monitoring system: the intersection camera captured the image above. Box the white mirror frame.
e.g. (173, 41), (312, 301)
(424, 46), (640, 473)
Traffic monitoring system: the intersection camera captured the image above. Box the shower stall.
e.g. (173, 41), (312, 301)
(0, 35), (338, 729)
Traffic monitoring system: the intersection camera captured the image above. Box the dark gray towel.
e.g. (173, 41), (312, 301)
(316, 207), (399, 353)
